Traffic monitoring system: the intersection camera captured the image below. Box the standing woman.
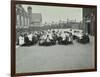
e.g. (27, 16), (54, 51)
(18, 34), (25, 46)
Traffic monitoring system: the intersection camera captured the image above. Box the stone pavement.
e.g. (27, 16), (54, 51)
(16, 36), (95, 73)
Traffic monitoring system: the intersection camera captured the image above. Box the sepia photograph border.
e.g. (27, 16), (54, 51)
(11, 0), (97, 77)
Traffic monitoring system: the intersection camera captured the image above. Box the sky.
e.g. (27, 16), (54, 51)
(22, 4), (83, 24)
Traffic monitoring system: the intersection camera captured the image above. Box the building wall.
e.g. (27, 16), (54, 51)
(31, 13), (42, 27)
(83, 8), (96, 35)
(16, 5), (42, 29)
(16, 4), (30, 28)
